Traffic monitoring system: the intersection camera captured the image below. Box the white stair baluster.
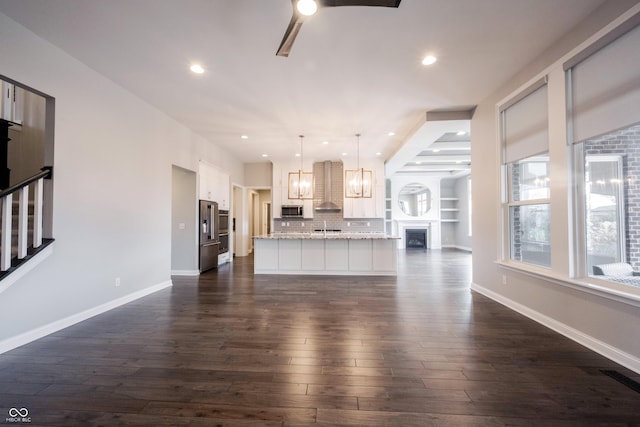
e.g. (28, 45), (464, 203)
(33, 178), (43, 248)
(17, 185), (28, 259)
(1, 194), (12, 271)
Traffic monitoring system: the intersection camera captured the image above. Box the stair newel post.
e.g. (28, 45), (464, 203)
(1, 193), (12, 270)
(17, 185), (29, 259)
(33, 177), (43, 248)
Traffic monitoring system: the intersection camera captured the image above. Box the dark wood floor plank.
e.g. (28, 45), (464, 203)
(36, 410), (287, 426)
(141, 400), (317, 423)
(0, 250), (638, 426)
(315, 408), (626, 427)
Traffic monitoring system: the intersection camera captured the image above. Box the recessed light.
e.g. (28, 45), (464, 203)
(190, 64), (204, 74)
(342, 152), (348, 156)
(432, 149), (440, 153)
(416, 161), (422, 164)
(262, 154), (268, 157)
(241, 135), (248, 139)
(422, 55), (437, 66)
(388, 132), (395, 136)
(376, 152), (382, 156)
(457, 130), (466, 136)
(322, 141), (329, 145)
(295, 153), (301, 157)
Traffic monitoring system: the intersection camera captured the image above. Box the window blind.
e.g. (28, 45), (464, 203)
(501, 79), (549, 164)
(568, 21), (640, 143)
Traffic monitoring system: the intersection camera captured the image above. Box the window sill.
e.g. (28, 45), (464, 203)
(496, 260), (640, 308)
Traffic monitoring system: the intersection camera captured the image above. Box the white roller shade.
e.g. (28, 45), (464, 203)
(502, 81), (548, 164)
(570, 22), (640, 143)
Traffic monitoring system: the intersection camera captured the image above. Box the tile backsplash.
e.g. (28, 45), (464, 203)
(273, 216), (384, 233)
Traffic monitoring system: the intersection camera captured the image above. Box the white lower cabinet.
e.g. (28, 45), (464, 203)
(373, 240), (397, 272)
(325, 239), (349, 271)
(348, 240), (373, 271)
(254, 237), (397, 275)
(278, 239), (302, 270)
(218, 252), (230, 265)
(302, 240), (325, 270)
(254, 240), (277, 271)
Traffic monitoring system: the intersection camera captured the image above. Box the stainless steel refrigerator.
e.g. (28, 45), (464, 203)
(199, 200), (219, 272)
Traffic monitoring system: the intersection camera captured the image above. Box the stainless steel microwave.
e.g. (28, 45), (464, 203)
(281, 205), (303, 217)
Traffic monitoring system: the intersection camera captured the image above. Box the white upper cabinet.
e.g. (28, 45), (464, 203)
(199, 161), (230, 209)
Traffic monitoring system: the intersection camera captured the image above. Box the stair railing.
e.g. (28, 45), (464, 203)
(0, 167), (52, 271)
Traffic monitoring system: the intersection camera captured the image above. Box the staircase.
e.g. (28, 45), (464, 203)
(0, 167), (53, 281)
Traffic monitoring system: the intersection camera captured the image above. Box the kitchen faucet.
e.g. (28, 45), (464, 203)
(323, 220), (327, 237)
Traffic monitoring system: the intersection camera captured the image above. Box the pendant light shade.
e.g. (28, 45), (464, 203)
(288, 135), (314, 199)
(345, 133), (373, 198)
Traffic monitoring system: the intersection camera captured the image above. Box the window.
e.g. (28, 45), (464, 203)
(585, 155), (625, 270)
(417, 191), (428, 216)
(573, 127), (639, 284)
(566, 16), (640, 288)
(500, 77), (550, 268)
(507, 156), (551, 267)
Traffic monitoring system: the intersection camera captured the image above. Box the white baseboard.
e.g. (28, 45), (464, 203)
(0, 280), (173, 355)
(471, 282), (640, 374)
(171, 269), (200, 276)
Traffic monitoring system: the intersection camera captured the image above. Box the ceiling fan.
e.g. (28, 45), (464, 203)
(276, 0), (402, 57)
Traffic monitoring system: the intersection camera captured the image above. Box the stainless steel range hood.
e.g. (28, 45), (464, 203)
(315, 161), (341, 213)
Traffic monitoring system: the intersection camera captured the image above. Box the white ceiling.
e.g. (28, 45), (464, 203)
(0, 0), (607, 174)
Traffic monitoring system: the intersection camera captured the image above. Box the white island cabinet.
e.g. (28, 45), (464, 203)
(325, 240), (349, 271)
(253, 233), (399, 276)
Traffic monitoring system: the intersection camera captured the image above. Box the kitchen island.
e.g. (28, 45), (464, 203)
(253, 232), (399, 275)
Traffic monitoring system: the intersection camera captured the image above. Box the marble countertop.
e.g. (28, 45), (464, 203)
(254, 232), (400, 240)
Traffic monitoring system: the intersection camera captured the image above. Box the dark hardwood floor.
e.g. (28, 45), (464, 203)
(1, 249), (639, 426)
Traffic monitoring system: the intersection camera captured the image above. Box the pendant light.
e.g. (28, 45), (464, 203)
(288, 135), (314, 199)
(345, 133), (373, 198)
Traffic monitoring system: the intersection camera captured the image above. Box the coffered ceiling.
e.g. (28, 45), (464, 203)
(0, 0), (607, 176)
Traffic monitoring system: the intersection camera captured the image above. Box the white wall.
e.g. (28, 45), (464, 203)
(244, 162), (272, 187)
(471, 1), (640, 372)
(0, 12), (243, 349)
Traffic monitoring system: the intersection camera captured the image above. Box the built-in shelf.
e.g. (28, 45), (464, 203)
(440, 197), (459, 223)
(384, 179), (392, 236)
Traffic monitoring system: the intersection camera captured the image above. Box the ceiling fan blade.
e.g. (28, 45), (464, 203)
(321, 0), (401, 7)
(276, 10), (305, 57)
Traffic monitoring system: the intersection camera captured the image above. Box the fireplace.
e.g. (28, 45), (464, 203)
(405, 228), (428, 249)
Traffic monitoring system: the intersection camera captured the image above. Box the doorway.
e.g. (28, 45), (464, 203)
(171, 165), (197, 274)
(262, 202), (271, 235)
